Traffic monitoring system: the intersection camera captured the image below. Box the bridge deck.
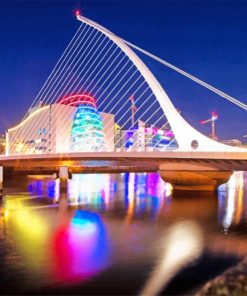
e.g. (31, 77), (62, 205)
(0, 151), (246, 171)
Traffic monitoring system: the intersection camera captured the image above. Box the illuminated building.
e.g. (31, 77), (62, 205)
(7, 94), (115, 154)
(119, 121), (176, 151)
(114, 123), (122, 149)
(63, 95), (105, 152)
(6, 93), (175, 154)
(0, 134), (5, 154)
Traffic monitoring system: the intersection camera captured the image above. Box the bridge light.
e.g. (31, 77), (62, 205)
(75, 10), (80, 17)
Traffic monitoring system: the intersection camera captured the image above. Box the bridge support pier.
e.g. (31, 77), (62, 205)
(159, 163), (232, 191)
(59, 166), (69, 194)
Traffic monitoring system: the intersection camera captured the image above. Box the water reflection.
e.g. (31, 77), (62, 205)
(28, 175), (59, 198)
(27, 172), (171, 220)
(2, 200), (50, 272)
(52, 210), (107, 283)
(218, 172), (247, 232)
(3, 199), (108, 285)
(2, 172), (247, 294)
(7, 172), (247, 236)
(2, 173), (171, 289)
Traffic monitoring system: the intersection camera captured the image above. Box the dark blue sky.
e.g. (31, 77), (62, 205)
(0, 0), (246, 141)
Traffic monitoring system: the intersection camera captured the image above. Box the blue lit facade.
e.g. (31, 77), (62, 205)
(63, 95), (105, 152)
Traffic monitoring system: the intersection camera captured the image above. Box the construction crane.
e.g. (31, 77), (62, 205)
(200, 112), (218, 140)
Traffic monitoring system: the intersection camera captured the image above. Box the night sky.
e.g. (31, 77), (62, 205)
(0, 0), (246, 141)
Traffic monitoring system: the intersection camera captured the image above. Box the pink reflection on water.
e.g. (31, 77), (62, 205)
(52, 210), (107, 284)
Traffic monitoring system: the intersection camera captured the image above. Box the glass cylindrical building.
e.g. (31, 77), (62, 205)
(60, 94), (105, 152)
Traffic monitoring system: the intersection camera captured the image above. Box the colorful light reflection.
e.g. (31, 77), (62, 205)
(52, 210), (107, 283)
(3, 198), (50, 271)
(27, 173), (170, 220)
(124, 172), (170, 220)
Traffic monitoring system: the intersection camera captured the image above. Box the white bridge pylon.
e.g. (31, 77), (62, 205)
(6, 15), (246, 156)
(76, 15), (243, 152)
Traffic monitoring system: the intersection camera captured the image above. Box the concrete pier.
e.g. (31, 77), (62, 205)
(159, 163), (232, 191)
(59, 166), (69, 194)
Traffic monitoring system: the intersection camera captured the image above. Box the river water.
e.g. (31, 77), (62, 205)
(0, 172), (247, 295)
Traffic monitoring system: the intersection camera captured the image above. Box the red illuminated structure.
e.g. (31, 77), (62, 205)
(75, 10), (80, 17)
(59, 94), (97, 108)
(200, 112), (218, 140)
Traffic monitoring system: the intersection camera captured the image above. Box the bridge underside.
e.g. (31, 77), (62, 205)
(0, 152), (246, 191)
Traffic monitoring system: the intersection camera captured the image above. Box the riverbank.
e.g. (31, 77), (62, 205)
(196, 257), (247, 295)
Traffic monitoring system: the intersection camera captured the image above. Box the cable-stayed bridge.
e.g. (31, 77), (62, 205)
(0, 14), (246, 191)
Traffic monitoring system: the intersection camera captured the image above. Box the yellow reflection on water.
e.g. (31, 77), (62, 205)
(3, 196), (50, 270)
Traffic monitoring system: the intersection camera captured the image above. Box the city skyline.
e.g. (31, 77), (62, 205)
(0, 0), (246, 141)
(1, 3), (247, 295)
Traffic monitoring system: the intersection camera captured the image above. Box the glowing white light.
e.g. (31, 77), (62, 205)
(140, 221), (203, 296)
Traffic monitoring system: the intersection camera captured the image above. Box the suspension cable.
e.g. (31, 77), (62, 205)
(121, 38), (247, 111)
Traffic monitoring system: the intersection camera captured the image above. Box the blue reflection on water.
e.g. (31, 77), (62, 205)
(53, 209), (108, 283)
(27, 177), (59, 199)
(28, 180), (43, 195)
(47, 181), (56, 198)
